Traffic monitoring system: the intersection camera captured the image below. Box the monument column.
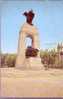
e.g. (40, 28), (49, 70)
(15, 10), (44, 69)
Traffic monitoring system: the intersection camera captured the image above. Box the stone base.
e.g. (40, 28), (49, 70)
(25, 57), (44, 70)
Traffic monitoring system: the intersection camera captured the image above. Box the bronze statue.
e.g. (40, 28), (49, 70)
(23, 10), (35, 25)
(25, 46), (39, 58)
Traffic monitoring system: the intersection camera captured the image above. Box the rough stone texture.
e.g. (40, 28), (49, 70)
(25, 58), (44, 70)
(15, 23), (43, 69)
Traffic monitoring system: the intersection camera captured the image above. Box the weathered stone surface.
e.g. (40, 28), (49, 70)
(15, 22), (43, 69)
(25, 57), (44, 70)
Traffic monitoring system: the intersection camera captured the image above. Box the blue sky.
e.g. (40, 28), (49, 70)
(1, 0), (63, 53)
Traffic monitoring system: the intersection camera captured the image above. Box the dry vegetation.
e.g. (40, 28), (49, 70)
(1, 49), (63, 69)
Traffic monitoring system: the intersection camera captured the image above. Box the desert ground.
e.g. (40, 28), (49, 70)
(0, 68), (63, 97)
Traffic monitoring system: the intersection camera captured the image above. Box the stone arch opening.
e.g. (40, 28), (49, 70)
(25, 35), (39, 58)
(25, 35), (33, 48)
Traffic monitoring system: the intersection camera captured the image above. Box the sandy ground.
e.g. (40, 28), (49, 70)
(0, 68), (63, 97)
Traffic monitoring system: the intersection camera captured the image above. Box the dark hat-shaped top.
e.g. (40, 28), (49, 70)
(23, 10), (35, 18)
(23, 10), (35, 25)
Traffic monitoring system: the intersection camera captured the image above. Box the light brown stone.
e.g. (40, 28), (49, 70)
(15, 23), (44, 69)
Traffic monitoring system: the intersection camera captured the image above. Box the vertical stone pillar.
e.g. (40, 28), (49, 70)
(16, 31), (26, 68)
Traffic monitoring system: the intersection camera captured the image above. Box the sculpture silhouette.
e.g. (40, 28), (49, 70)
(23, 10), (35, 25)
(15, 10), (44, 69)
(25, 46), (39, 58)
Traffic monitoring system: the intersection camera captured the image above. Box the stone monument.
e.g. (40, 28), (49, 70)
(16, 10), (44, 69)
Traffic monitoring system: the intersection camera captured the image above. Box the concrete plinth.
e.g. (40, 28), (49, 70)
(25, 57), (44, 70)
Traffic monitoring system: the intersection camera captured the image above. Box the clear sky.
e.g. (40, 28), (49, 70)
(1, 0), (63, 53)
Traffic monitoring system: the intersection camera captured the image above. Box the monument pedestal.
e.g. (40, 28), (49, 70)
(25, 57), (44, 70)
